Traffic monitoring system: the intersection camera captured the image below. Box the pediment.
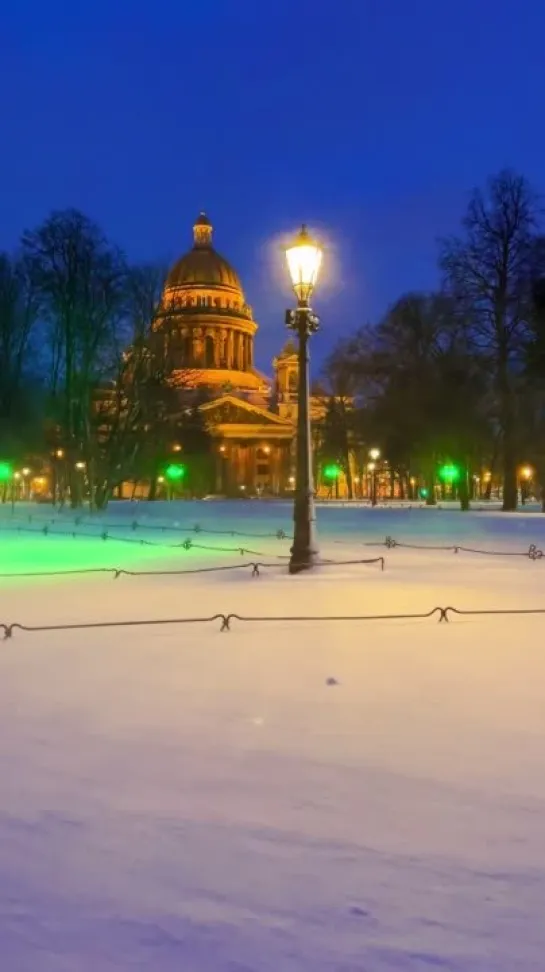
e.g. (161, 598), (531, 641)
(200, 395), (291, 427)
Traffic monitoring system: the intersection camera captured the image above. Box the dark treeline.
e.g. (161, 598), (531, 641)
(318, 169), (545, 511)
(2, 169), (545, 511)
(0, 209), (211, 508)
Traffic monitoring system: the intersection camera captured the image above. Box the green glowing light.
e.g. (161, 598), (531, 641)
(165, 463), (186, 482)
(439, 464), (460, 483)
(420, 488), (429, 498)
(323, 464), (341, 480)
(0, 462), (13, 482)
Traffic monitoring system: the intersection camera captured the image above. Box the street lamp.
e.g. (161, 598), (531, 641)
(0, 462), (13, 482)
(368, 462), (377, 506)
(368, 448), (380, 506)
(519, 465), (533, 505)
(284, 224), (323, 573)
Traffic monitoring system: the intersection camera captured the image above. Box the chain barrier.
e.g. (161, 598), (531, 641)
(0, 523), (278, 558)
(331, 535), (544, 560)
(3, 602), (545, 639)
(382, 536), (544, 560)
(0, 557), (385, 581)
(2, 519), (543, 560)
(0, 512), (293, 541)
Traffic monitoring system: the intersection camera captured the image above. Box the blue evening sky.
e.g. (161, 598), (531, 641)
(1, 0), (544, 371)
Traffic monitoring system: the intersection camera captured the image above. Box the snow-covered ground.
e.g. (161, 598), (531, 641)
(1, 501), (545, 971)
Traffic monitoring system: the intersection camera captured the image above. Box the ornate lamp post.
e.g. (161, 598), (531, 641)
(284, 225), (323, 573)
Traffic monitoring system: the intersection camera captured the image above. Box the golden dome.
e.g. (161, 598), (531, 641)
(166, 213), (243, 294)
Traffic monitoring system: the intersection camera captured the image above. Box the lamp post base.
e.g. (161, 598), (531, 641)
(289, 493), (319, 573)
(288, 546), (320, 574)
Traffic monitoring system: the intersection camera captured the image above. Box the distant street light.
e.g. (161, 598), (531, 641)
(284, 225), (323, 573)
(165, 463), (186, 482)
(519, 465), (533, 505)
(368, 448), (381, 505)
(0, 462), (13, 482)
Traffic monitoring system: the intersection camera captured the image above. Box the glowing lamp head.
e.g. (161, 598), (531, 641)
(323, 463), (341, 480)
(439, 463), (460, 483)
(285, 225), (323, 304)
(165, 463), (186, 482)
(0, 461), (13, 482)
(520, 465), (533, 481)
(369, 448), (381, 462)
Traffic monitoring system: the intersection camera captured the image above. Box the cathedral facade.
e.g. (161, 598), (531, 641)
(152, 213), (300, 496)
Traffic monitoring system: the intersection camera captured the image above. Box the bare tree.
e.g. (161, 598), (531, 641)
(88, 262), (172, 508)
(440, 170), (542, 510)
(22, 210), (126, 505)
(0, 253), (39, 448)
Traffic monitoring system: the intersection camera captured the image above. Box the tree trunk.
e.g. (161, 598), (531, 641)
(459, 470), (470, 511)
(502, 439), (518, 511)
(94, 483), (111, 510)
(425, 459), (437, 505)
(344, 455), (353, 499)
(499, 364), (518, 511)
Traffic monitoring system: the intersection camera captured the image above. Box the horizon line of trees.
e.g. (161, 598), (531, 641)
(1, 209), (213, 508)
(317, 168), (545, 512)
(2, 168), (545, 511)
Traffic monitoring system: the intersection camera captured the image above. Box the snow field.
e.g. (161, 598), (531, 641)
(0, 503), (545, 970)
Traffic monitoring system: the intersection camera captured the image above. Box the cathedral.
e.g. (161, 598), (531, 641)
(150, 212), (316, 496)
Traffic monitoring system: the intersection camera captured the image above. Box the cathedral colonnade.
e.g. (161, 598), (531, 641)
(169, 325), (254, 372)
(214, 440), (292, 495)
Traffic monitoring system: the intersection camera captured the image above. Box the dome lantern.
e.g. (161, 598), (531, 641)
(193, 212), (213, 248)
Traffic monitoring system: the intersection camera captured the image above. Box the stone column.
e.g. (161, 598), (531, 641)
(226, 330), (234, 369)
(249, 445), (257, 492)
(193, 327), (204, 367)
(270, 446), (280, 495)
(218, 328), (227, 367)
